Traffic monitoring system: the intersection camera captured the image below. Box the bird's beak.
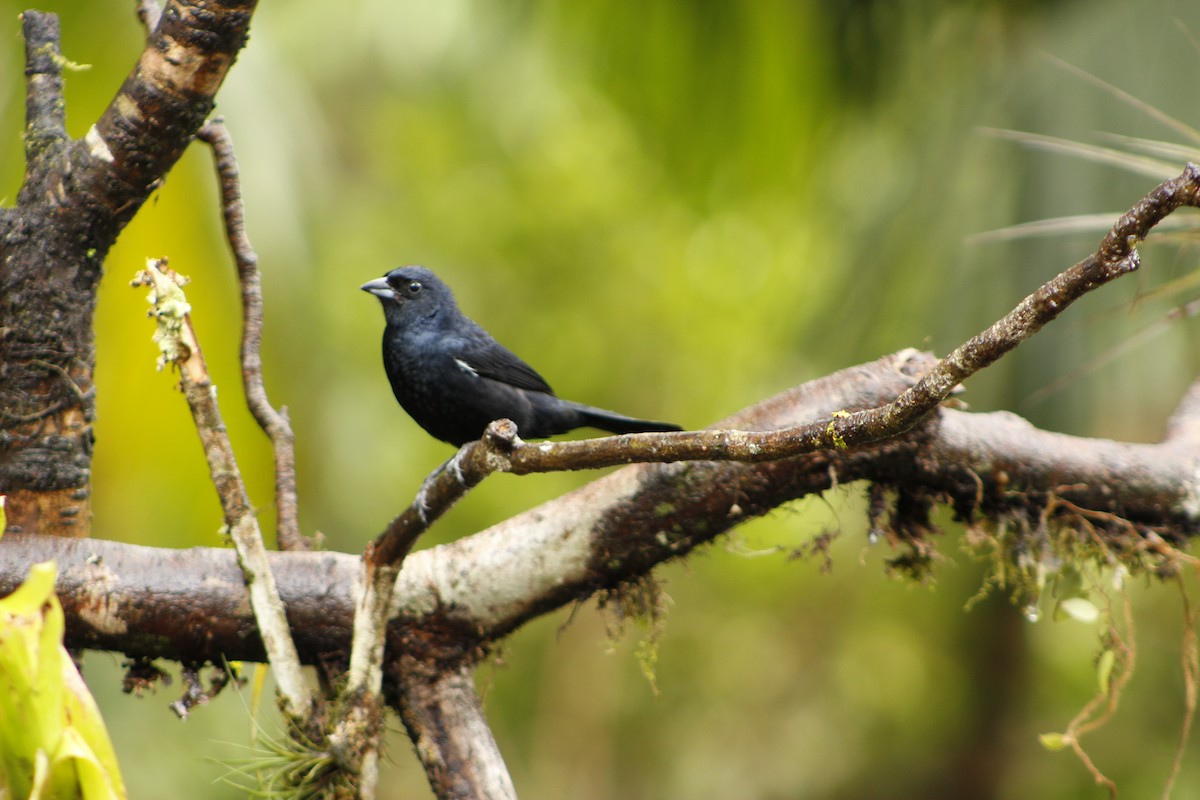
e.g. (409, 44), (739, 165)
(360, 277), (392, 299)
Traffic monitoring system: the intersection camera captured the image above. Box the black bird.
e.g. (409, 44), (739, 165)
(361, 266), (682, 446)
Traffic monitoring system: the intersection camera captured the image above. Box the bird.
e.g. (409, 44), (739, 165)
(361, 266), (682, 447)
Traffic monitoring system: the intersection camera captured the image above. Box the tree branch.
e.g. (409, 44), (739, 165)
(131, 259), (312, 721)
(0, 1), (259, 537)
(70, 0), (255, 236)
(333, 162), (1200, 781)
(20, 11), (69, 184)
(488, 166), (1199, 473)
(397, 664), (518, 800)
(196, 120), (306, 552)
(355, 166), (1200, 575)
(319, 155), (1200, 786)
(136, 0), (163, 35)
(3, 351), (1196, 669)
(0, 353), (928, 678)
(2, 350), (1195, 799)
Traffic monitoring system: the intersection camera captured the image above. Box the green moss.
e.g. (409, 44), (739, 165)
(652, 501), (676, 517)
(597, 575), (669, 695)
(960, 503), (1169, 622)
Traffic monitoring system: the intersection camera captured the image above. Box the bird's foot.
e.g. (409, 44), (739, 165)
(412, 443), (474, 525)
(412, 484), (431, 525)
(445, 442), (472, 486)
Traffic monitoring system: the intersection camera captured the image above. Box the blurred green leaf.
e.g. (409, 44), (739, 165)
(1056, 597), (1101, 624)
(0, 563), (127, 800)
(1039, 732), (1069, 752)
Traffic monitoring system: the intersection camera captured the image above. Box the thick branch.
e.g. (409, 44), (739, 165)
(397, 664), (517, 800)
(67, 0), (256, 239)
(0, 2), (258, 537)
(2, 353), (1196, 669)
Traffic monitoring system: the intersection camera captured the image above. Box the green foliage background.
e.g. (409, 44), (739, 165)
(3, 0), (1200, 797)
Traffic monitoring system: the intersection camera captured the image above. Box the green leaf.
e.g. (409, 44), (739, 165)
(1039, 732), (1069, 752)
(0, 562), (127, 799)
(1097, 648), (1117, 696)
(1057, 597), (1100, 624)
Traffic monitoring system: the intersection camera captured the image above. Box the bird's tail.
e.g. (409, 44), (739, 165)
(573, 404), (682, 436)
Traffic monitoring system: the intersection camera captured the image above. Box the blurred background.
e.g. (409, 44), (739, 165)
(3, 0), (1200, 797)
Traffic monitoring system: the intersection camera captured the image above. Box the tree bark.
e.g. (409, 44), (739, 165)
(2, 353), (1196, 676)
(0, 1), (258, 537)
(398, 664), (518, 800)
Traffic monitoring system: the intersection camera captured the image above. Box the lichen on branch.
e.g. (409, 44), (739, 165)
(131, 256), (313, 724)
(131, 258), (193, 371)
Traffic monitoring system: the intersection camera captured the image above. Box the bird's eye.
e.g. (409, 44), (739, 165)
(406, 280), (422, 295)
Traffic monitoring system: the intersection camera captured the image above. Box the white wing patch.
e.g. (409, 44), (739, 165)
(454, 358), (479, 378)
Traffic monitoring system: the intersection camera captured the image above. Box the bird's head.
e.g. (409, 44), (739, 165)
(361, 266), (455, 327)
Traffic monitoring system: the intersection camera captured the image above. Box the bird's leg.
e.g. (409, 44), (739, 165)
(412, 442), (474, 524)
(445, 442), (471, 485)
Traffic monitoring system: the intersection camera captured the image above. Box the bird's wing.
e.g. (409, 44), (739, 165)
(457, 341), (555, 395)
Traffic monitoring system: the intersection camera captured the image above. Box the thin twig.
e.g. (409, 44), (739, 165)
(371, 422), (518, 567)
(197, 120), (306, 552)
(131, 258), (313, 721)
(332, 421), (518, 797)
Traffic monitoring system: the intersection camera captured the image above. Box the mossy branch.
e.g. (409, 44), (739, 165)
(131, 258), (314, 724)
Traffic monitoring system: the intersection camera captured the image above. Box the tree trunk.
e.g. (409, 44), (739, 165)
(0, 2), (257, 537)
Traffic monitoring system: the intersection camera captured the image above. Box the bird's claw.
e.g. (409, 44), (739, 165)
(412, 444), (473, 525)
(412, 485), (431, 525)
(446, 443), (472, 486)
